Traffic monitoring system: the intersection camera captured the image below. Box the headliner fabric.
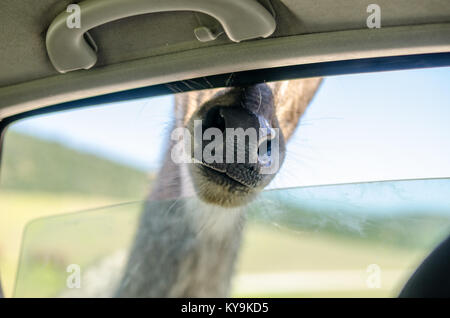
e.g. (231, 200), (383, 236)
(1, 0), (449, 88)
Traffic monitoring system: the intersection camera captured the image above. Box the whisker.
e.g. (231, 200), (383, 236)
(226, 73), (234, 86)
(202, 77), (214, 89)
(257, 86), (262, 112)
(186, 79), (207, 90)
(181, 80), (196, 91)
(167, 83), (184, 93)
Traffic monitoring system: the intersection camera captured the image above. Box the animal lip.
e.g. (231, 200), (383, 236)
(198, 162), (253, 188)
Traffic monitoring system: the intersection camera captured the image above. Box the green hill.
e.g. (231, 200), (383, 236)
(1, 131), (152, 199)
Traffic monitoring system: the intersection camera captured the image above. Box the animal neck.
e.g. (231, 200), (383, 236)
(116, 122), (246, 297)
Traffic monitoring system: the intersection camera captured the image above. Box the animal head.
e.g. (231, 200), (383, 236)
(175, 78), (322, 207)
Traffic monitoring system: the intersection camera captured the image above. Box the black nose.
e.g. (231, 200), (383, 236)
(202, 106), (275, 167)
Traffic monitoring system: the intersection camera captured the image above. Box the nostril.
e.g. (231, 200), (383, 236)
(203, 106), (226, 133)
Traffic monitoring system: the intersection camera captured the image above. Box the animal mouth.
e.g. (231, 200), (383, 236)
(192, 162), (259, 207)
(198, 163), (253, 188)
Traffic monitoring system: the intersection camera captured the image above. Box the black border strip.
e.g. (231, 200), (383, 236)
(0, 298), (447, 312)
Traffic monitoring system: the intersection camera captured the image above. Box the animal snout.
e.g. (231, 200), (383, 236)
(201, 105), (277, 171)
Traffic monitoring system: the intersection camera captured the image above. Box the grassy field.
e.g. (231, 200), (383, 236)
(1, 190), (432, 298)
(0, 191), (129, 297)
(233, 223), (427, 297)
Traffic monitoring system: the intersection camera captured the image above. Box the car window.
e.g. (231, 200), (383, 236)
(12, 179), (450, 297)
(1, 67), (450, 297)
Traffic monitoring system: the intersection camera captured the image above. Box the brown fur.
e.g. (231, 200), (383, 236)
(116, 78), (322, 297)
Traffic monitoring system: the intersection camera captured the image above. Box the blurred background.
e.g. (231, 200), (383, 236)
(1, 67), (450, 297)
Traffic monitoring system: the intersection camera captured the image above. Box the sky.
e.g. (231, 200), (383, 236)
(9, 66), (450, 190)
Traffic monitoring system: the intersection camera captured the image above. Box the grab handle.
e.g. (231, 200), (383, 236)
(46, 0), (276, 73)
